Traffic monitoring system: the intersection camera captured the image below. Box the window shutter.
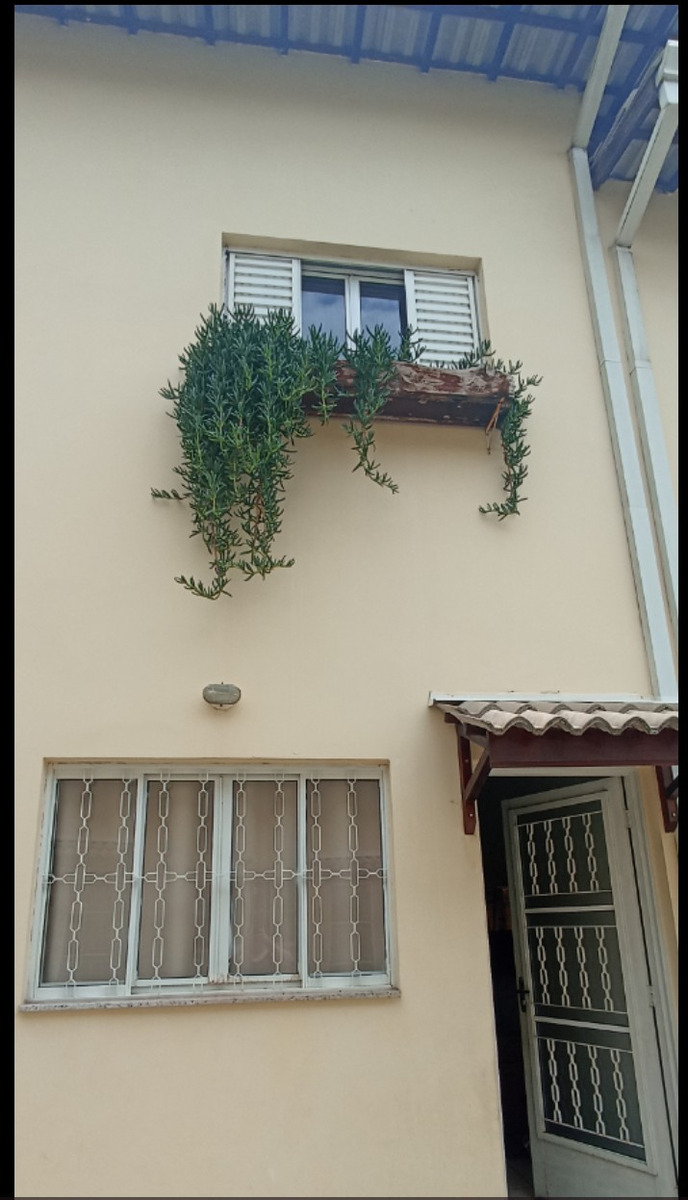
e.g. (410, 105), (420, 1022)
(226, 252), (301, 326)
(404, 269), (479, 365)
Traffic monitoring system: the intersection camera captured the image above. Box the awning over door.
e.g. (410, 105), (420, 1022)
(430, 698), (678, 834)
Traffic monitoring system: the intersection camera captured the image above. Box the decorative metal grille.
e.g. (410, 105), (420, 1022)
(229, 778), (299, 979)
(138, 779), (215, 982)
(306, 778), (385, 976)
(517, 798), (646, 1162)
(34, 767), (390, 1002)
(42, 778), (136, 985)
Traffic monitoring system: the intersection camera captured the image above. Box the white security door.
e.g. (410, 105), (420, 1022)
(504, 779), (676, 1198)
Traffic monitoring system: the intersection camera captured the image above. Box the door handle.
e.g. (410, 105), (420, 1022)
(516, 976), (530, 1013)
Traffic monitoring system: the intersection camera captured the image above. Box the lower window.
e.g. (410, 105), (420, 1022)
(28, 765), (394, 1005)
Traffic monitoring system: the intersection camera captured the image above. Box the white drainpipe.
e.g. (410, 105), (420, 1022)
(569, 37), (678, 1158)
(569, 36), (678, 699)
(615, 42), (678, 248)
(614, 246), (678, 641)
(614, 42), (678, 644)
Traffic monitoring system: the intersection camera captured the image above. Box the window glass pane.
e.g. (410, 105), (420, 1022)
(41, 778), (135, 985)
(301, 276), (346, 344)
(307, 779), (385, 975)
(360, 283), (406, 352)
(230, 780), (298, 976)
(138, 780), (214, 981)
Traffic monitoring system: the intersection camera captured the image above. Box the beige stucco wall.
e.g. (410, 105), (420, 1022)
(15, 16), (677, 1199)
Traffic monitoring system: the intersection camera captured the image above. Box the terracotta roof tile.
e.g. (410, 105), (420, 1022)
(434, 700), (678, 737)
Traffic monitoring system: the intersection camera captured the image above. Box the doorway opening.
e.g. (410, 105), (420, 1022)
(477, 775), (600, 1199)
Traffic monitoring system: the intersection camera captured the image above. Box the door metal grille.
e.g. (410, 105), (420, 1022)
(517, 798), (646, 1161)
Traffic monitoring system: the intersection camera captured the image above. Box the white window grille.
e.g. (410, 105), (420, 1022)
(27, 765), (394, 1006)
(224, 250), (480, 364)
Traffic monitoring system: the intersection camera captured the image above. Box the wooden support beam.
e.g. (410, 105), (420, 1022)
(454, 719), (491, 750)
(655, 766), (678, 832)
(487, 726), (678, 768)
(455, 728), (492, 834)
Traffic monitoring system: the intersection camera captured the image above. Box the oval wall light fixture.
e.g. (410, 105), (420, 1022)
(202, 683), (242, 708)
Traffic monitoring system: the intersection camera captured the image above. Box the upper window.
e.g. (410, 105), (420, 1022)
(225, 250), (480, 364)
(27, 765), (394, 1007)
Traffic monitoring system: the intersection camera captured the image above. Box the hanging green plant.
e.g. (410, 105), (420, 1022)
(152, 305), (416, 599)
(153, 307), (540, 599)
(447, 339), (541, 519)
(341, 325), (404, 493)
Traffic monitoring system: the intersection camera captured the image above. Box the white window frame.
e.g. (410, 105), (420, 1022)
(224, 249), (481, 364)
(25, 763), (396, 1009)
(300, 262), (408, 345)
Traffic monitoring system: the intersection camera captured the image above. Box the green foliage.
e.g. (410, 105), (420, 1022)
(341, 327), (400, 493)
(153, 309), (540, 601)
(153, 305), (412, 599)
(303, 324), (342, 424)
(446, 339), (541, 519)
(152, 305), (339, 599)
(338, 322), (424, 493)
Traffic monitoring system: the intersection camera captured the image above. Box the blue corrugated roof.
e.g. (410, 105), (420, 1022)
(15, 4), (678, 192)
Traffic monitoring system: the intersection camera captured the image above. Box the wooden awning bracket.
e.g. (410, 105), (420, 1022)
(450, 719), (491, 834)
(655, 766), (679, 833)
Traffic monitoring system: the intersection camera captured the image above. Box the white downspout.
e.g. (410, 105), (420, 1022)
(613, 42), (678, 644)
(571, 32), (679, 1173)
(568, 28), (677, 698)
(614, 246), (678, 641)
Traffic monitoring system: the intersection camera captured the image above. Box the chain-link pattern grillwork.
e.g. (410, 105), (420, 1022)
(138, 779), (215, 982)
(574, 927), (591, 1010)
(150, 777), (170, 979)
(110, 779), (134, 982)
(347, 781), (361, 973)
(546, 1038), (562, 1123)
(588, 1045), (606, 1135)
(43, 778), (137, 986)
(537, 1035), (643, 1153)
(306, 778), (385, 976)
(611, 1049), (631, 1142)
(66, 778), (93, 982)
(38, 769), (389, 998)
(562, 816), (577, 892)
(229, 778), (298, 980)
(534, 927), (551, 1006)
(518, 798), (645, 1161)
(583, 813), (600, 892)
(309, 779), (324, 975)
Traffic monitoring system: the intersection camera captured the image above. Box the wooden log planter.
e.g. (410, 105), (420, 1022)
(303, 361), (512, 429)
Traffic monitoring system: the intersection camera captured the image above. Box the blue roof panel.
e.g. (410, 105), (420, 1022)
(15, 4), (678, 192)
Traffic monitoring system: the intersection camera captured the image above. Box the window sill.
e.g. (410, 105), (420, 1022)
(20, 986), (401, 1012)
(304, 362), (511, 428)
